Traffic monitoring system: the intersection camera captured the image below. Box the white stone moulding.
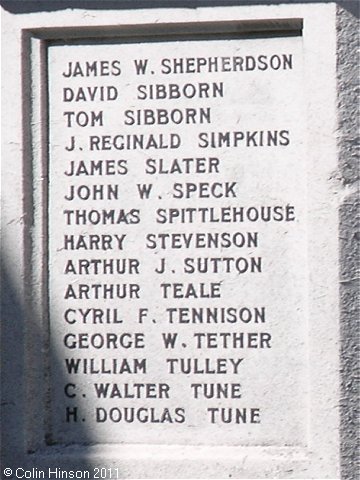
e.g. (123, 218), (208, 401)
(1, 4), (344, 479)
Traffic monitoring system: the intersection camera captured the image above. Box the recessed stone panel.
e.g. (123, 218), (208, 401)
(48, 35), (308, 446)
(3, 3), (350, 478)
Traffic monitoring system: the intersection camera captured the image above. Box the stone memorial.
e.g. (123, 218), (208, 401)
(1, 1), (358, 479)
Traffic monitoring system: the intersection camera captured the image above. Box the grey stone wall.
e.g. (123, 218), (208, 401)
(337, 2), (359, 480)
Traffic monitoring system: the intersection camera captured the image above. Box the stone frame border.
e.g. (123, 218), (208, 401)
(2, 3), (351, 478)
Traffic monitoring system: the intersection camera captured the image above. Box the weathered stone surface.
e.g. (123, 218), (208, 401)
(1, 2), (357, 479)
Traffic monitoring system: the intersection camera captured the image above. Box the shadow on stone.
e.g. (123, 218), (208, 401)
(0, 258), (105, 476)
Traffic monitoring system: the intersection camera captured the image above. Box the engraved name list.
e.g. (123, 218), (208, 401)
(48, 35), (308, 446)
